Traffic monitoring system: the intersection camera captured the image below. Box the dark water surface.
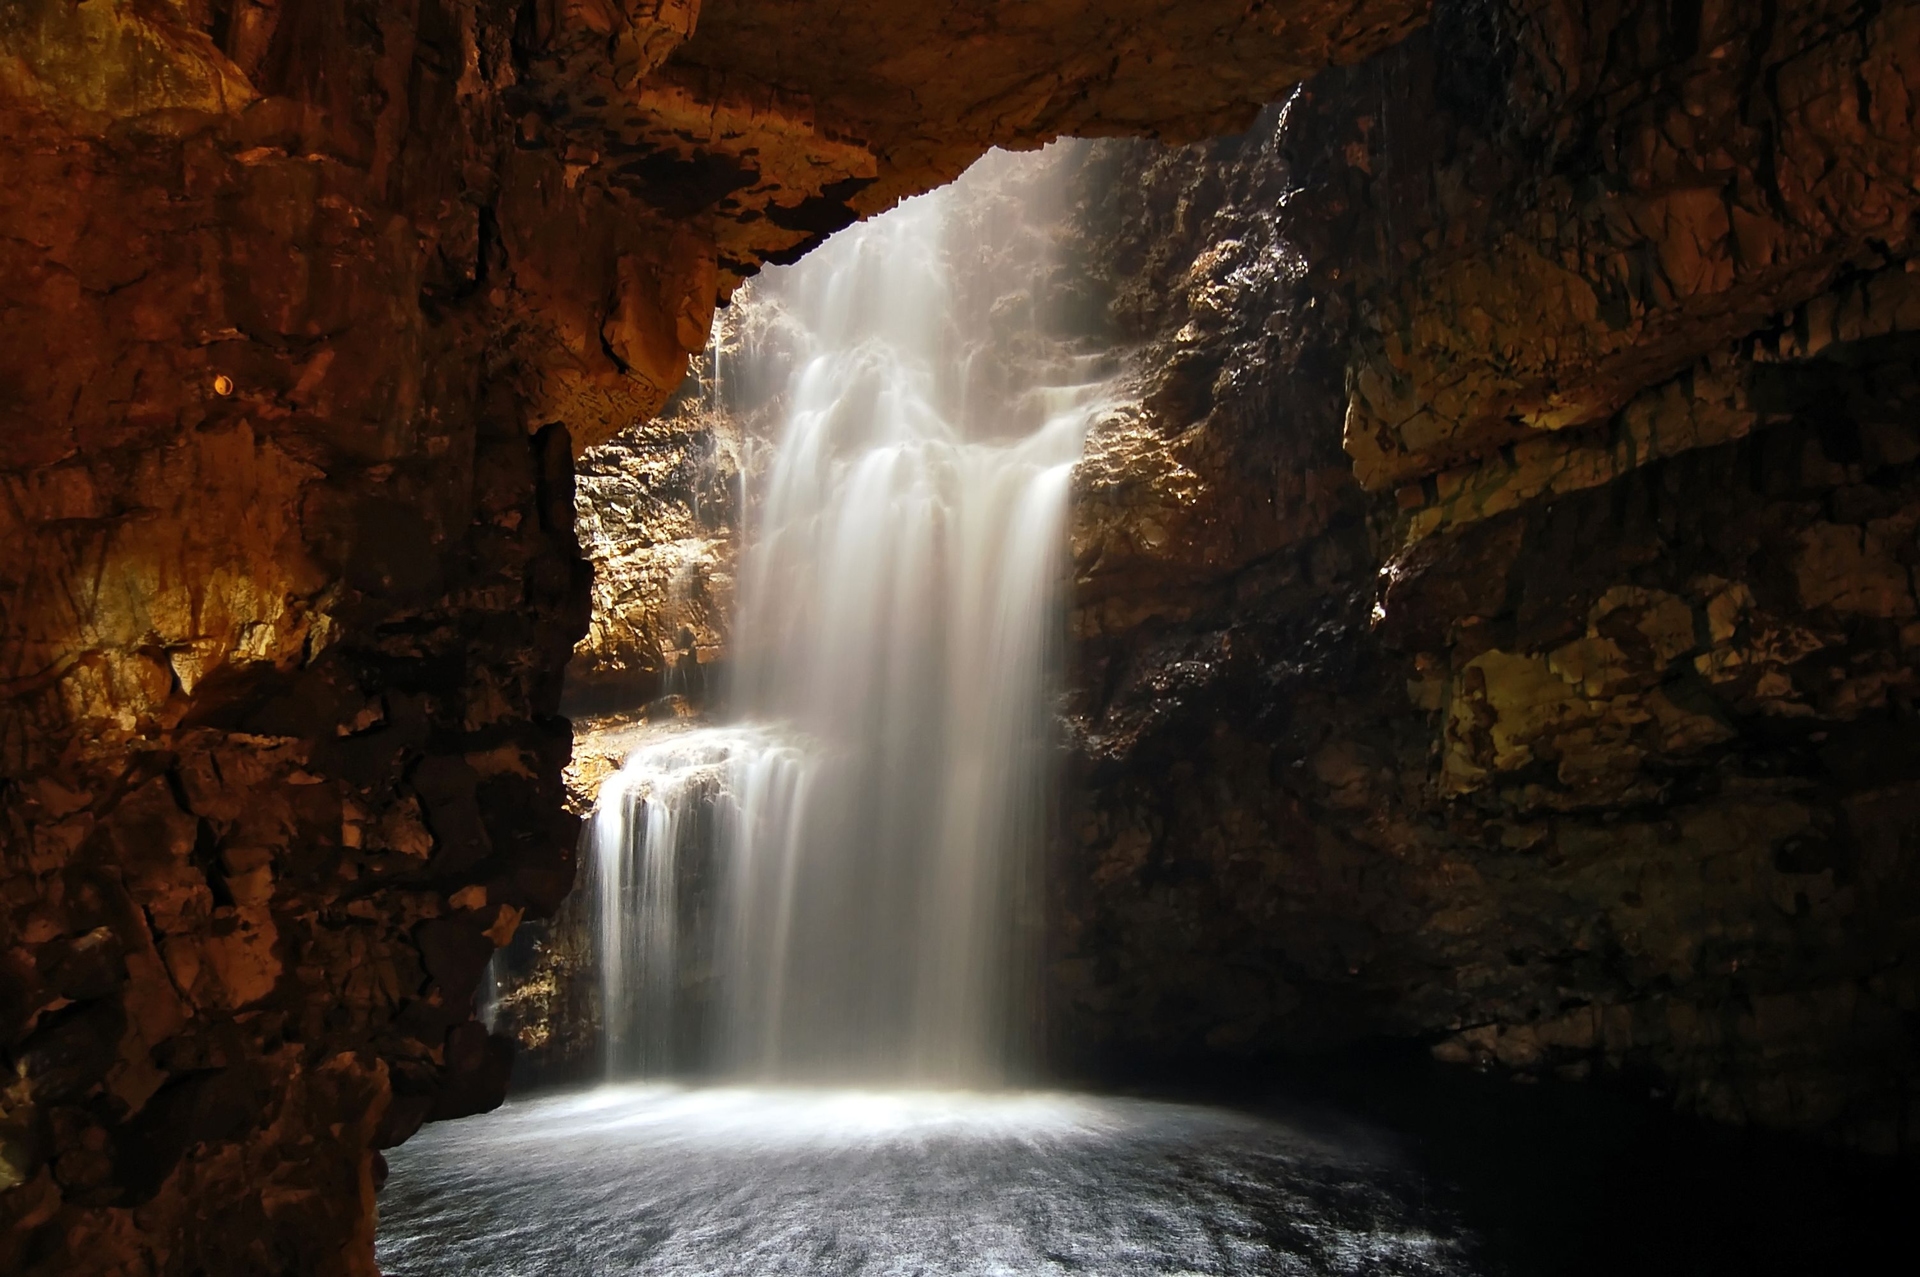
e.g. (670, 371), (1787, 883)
(376, 1086), (1472, 1276)
(377, 1065), (1915, 1277)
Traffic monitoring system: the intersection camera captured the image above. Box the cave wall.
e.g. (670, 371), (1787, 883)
(0, 6), (589, 1271)
(0, 1), (1427, 1270)
(1059, 0), (1920, 1154)
(563, 352), (740, 718)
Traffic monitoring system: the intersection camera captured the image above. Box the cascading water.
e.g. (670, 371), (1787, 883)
(592, 146), (1111, 1085)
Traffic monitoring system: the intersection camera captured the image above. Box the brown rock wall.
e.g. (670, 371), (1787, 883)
(1339, 0), (1920, 491)
(1055, 3), (1920, 1154)
(564, 351), (740, 717)
(0, 8), (588, 1269)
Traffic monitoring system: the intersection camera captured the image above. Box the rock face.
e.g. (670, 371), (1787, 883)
(565, 354), (740, 717)
(0, 1), (1422, 1271)
(1056, 1), (1920, 1155)
(0, 9), (588, 1272)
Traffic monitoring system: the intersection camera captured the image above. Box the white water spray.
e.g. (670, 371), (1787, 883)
(593, 146), (1109, 1085)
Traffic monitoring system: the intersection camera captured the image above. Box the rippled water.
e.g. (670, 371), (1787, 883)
(376, 1086), (1476, 1276)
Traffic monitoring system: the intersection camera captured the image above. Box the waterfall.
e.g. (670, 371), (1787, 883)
(592, 145), (1108, 1086)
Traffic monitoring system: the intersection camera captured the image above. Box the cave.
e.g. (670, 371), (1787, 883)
(3, 2), (1918, 1274)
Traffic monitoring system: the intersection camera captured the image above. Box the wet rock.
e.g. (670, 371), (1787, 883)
(1052, 8), (1920, 1153)
(564, 360), (741, 717)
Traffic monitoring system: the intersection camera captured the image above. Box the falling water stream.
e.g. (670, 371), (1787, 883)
(591, 148), (1097, 1086)
(378, 147), (1483, 1276)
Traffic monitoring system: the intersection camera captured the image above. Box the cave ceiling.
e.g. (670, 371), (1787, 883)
(525, 0), (1430, 279)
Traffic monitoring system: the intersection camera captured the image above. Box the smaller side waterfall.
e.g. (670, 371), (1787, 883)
(589, 144), (1110, 1086)
(594, 728), (811, 1077)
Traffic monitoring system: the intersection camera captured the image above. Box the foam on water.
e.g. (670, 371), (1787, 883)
(377, 1086), (1477, 1277)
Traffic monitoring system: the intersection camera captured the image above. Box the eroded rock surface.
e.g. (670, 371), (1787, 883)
(566, 355), (740, 717)
(0, 11), (586, 1272)
(1056, 2), (1920, 1155)
(1339, 0), (1920, 492)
